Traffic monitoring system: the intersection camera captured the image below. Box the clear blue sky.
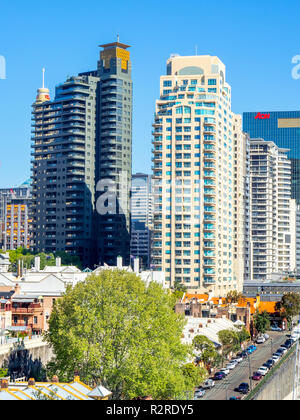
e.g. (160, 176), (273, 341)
(0, 0), (300, 187)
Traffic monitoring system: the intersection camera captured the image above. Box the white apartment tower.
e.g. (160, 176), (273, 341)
(296, 204), (300, 276)
(151, 54), (248, 295)
(250, 139), (293, 280)
(233, 116), (251, 283)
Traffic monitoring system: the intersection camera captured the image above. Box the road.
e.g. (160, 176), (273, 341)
(201, 331), (290, 400)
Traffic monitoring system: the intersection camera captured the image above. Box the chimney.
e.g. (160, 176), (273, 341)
(51, 375), (59, 383)
(74, 371), (80, 382)
(0, 379), (8, 389)
(117, 256), (123, 269)
(28, 378), (35, 386)
(17, 260), (21, 278)
(34, 256), (40, 272)
(133, 257), (140, 274)
(56, 257), (61, 267)
(14, 283), (21, 295)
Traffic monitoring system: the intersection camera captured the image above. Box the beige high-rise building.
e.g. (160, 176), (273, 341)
(151, 54), (249, 295)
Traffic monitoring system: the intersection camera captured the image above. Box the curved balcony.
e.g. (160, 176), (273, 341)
(203, 170), (216, 179)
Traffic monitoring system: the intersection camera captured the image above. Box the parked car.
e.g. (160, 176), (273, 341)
(284, 340), (293, 348)
(291, 335), (298, 342)
(256, 336), (266, 344)
(273, 352), (283, 359)
(278, 346), (288, 355)
(252, 372), (263, 381)
(226, 362), (237, 370)
(263, 333), (270, 340)
(257, 366), (269, 376)
(238, 351), (248, 359)
(214, 372), (226, 380)
(271, 326), (283, 332)
(220, 368), (230, 376)
(202, 379), (215, 390)
(265, 359), (275, 368)
(236, 383), (250, 394)
(194, 388), (206, 399)
(232, 356), (243, 363)
(247, 345), (257, 352)
(272, 354), (280, 363)
(229, 396), (241, 400)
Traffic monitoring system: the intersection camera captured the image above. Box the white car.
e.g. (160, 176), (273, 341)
(272, 355), (280, 363)
(232, 356), (243, 363)
(256, 336), (266, 344)
(194, 388), (206, 399)
(257, 366), (269, 376)
(263, 334), (270, 340)
(220, 368), (230, 375)
(279, 346), (288, 354)
(226, 362), (237, 370)
(203, 379), (215, 389)
(291, 335), (298, 342)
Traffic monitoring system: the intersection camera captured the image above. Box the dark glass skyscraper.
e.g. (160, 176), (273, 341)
(31, 74), (99, 266)
(96, 42), (132, 266)
(243, 111), (300, 203)
(31, 41), (132, 267)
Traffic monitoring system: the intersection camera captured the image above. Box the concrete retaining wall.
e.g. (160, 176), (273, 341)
(0, 338), (53, 367)
(252, 349), (296, 400)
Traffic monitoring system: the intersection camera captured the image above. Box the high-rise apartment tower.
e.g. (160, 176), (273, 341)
(151, 54), (248, 294)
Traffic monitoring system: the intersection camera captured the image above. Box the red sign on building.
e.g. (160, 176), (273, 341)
(255, 113), (270, 120)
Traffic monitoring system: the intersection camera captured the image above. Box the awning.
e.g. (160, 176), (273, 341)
(234, 320), (245, 326)
(12, 299), (34, 303)
(6, 326), (29, 332)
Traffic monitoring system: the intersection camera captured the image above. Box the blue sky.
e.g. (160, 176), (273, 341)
(0, 0), (300, 187)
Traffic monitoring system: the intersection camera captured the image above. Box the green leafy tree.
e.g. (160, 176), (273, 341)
(236, 327), (250, 346)
(279, 293), (300, 324)
(181, 363), (208, 389)
(192, 335), (218, 368)
(45, 270), (193, 400)
(225, 291), (244, 304)
(7, 248), (83, 271)
(173, 280), (188, 294)
(253, 311), (270, 334)
(217, 330), (240, 358)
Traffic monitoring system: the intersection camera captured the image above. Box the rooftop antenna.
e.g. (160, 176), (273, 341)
(117, 34), (120, 43)
(42, 68), (45, 89)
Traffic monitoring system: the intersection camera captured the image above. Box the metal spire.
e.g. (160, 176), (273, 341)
(42, 68), (45, 89)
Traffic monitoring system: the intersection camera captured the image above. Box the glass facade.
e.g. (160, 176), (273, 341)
(243, 111), (300, 203)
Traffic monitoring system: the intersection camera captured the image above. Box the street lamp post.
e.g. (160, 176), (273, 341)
(248, 353), (253, 392)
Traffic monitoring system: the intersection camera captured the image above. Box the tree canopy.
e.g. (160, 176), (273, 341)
(192, 335), (218, 368)
(253, 311), (270, 334)
(217, 328), (249, 357)
(45, 270), (194, 400)
(279, 293), (300, 323)
(6, 247), (83, 271)
(225, 290), (244, 304)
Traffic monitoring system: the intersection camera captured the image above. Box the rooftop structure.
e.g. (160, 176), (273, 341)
(0, 376), (111, 400)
